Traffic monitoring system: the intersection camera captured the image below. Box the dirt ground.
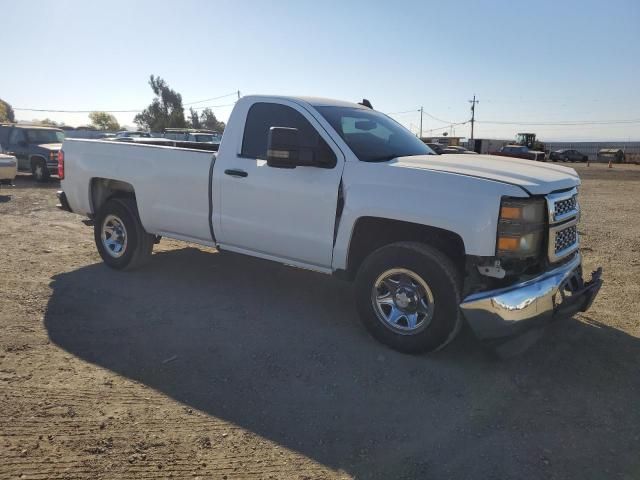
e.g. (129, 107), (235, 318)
(1, 163), (639, 480)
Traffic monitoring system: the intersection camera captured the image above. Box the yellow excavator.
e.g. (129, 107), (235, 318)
(515, 133), (546, 152)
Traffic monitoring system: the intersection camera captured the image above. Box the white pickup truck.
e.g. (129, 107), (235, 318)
(58, 96), (602, 353)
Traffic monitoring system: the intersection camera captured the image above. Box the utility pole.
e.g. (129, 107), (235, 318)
(469, 95), (479, 141)
(237, 90), (241, 101)
(419, 106), (423, 139)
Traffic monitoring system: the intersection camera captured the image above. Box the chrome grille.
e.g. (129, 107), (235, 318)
(555, 225), (577, 254)
(554, 195), (577, 219)
(546, 187), (580, 262)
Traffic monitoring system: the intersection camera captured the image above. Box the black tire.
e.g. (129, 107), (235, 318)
(31, 158), (50, 182)
(355, 241), (462, 354)
(94, 197), (154, 270)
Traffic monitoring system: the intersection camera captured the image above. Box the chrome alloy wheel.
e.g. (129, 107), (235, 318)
(101, 214), (128, 258)
(371, 268), (435, 335)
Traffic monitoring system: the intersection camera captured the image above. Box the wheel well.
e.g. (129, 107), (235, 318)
(90, 178), (136, 214)
(30, 155), (46, 167)
(346, 217), (466, 279)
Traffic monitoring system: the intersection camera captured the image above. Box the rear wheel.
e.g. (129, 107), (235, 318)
(31, 159), (50, 182)
(94, 197), (154, 270)
(355, 242), (462, 354)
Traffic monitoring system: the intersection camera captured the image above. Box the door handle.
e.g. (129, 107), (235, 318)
(224, 169), (248, 178)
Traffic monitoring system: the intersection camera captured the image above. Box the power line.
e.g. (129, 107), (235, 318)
(183, 91), (239, 106)
(190, 102), (237, 111)
(422, 110), (458, 125)
(14, 90), (241, 114)
(386, 109), (420, 116)
(421, 120), (470, 135)
(476, 118), (640, 126)
(13, 107), (143, 113)
(386, 108), (460, 125)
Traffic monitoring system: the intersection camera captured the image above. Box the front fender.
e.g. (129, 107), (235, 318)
(332, 161), (528, 271)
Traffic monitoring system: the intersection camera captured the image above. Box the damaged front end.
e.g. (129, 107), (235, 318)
(460, 187), (603, 346)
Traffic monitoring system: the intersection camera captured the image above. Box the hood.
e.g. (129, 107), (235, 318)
(391, 154), (580, 195)
(37, 143), (62, 151)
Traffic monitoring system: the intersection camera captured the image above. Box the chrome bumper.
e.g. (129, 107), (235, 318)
(460, 254), (602, 342)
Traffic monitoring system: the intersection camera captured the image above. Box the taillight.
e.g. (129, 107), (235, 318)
(58, 150), (65, 179)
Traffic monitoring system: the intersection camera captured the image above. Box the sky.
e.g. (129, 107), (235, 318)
(2, 0), (639, 141)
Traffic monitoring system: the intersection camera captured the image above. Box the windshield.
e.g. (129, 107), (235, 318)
(316, 106), (434, 162)
(26, 129), (64, 144)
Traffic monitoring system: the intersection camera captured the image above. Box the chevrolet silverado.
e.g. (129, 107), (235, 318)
(57, 96), (602, 353)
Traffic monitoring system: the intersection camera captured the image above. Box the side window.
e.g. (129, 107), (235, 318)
(241, 102), (335, 164)
(9, 129), (25, 145)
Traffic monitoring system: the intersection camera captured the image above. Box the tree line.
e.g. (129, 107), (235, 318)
(0, 75), (226, 133)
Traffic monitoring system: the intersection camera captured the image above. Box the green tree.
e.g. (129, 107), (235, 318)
(134, 75), (186, 131)
(199, 108), (225, 133)
(89, 111), (120, 131)
(33, 118), (63, 127)
(0, 98), (15, 123)
(188, 107), (201, 129)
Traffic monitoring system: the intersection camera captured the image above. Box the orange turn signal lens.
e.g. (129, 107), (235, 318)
(497, 236), (519, 251)
(500, 206), (521, 220)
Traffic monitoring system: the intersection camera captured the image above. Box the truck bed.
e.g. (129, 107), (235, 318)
(62, 139), (217, 245)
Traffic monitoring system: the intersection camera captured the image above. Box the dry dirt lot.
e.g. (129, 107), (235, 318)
(1, 163), (639, 480)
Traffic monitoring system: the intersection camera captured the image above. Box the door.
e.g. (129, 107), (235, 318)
(8, 129), (29, 170)
(217, 101), (344, 269)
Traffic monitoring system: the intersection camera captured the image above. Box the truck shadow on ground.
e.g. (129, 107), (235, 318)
(44, 247), (640, 478)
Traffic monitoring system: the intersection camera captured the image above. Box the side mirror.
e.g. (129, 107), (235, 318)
(266, 126), (335, 169)
(267, 127), (302, 168)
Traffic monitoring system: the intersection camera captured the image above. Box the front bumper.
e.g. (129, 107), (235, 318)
(460, 254), (602, 342)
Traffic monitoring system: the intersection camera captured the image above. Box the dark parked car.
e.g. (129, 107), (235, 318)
(491, 144), (546, 162)
(549, 149), (588, 162)
(0, 124), (64, 181)
(441, 145), (478, 155)
(425, 143), (445, 154)
(115, 130), (151, 139)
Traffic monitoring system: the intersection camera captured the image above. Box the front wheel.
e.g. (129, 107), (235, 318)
(355, 242), (463, 354)
(31, 159), (50, 182)
(94, 197), (154, 270)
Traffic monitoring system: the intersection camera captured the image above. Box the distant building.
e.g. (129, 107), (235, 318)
(466, 138), (512, 154)
(420, 136), (464, 147)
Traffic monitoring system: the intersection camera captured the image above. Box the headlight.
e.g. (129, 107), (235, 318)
(496, 198), (545, 258)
